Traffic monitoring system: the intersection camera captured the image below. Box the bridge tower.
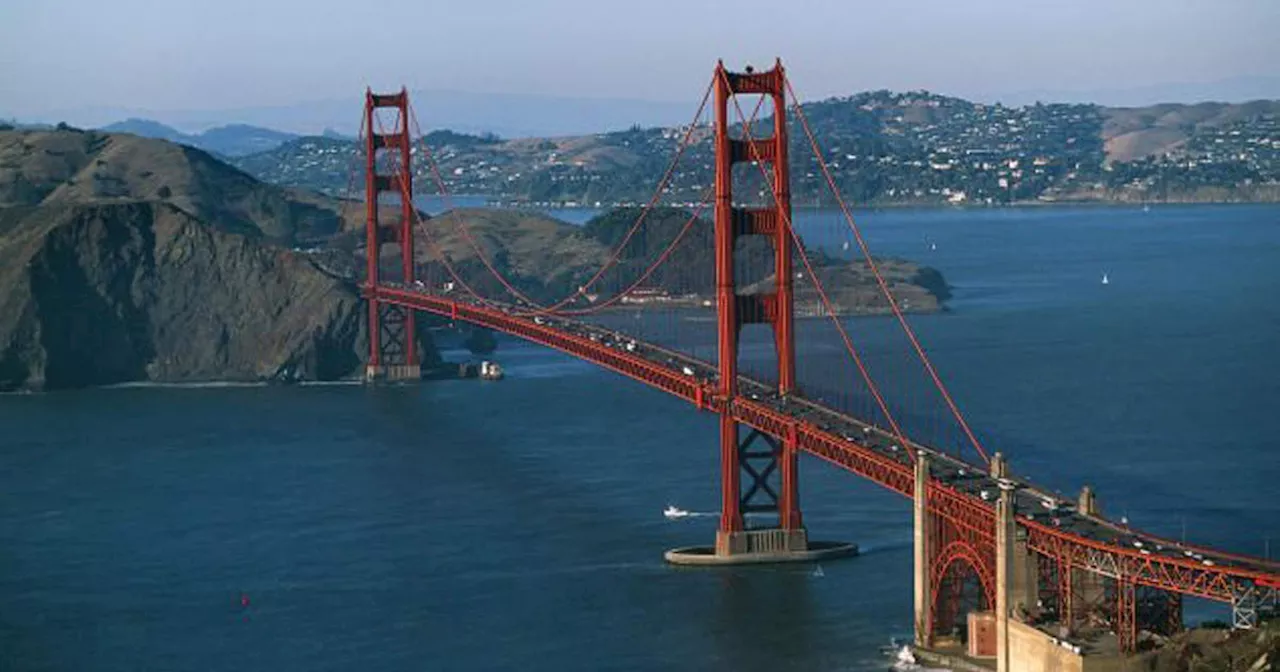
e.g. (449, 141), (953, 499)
(664, 61), (849, 566)
(362, 88), (420, 382)
(712, 59), (802, 558)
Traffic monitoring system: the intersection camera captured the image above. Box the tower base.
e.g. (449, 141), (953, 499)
(364, 364), (422, 383)
(665, 528), (857, 566)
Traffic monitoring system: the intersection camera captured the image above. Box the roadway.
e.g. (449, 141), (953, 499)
(375, 282), (1280, 605)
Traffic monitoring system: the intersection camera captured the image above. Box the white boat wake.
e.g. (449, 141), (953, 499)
(662, 505), (718, 520)
(882, 642), (951, 672)
(662, 504), (796, 521)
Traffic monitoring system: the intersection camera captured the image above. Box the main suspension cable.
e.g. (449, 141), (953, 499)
(785, 77), (989, 464)
(718, 67), (915, 462)
(406, 78), (716, 313)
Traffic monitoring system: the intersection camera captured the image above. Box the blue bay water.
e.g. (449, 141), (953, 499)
(1, 204), (1278, 671)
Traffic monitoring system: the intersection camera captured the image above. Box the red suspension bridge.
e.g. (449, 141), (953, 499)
(352, 61), (1278, 665)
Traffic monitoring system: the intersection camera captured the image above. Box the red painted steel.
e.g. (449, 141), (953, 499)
(771, 62), (795, 397)
(364, 88), (417, 371)
(930, 539), (996, 633)
(363, 90), (380, 369)
(713, 61), (801, 536)
(713, 64), (742, 535)
(1116, 577), (1137, 653)
(362, 77), (1279, 654)
(1059, 555), (1075, 632)
(377, 285), (1280, 614)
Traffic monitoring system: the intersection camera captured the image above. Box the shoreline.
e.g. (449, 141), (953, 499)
(469, 196), (1280, 214)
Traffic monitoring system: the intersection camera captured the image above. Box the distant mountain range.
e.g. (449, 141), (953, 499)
(984, 75), (1280, 109)
(0, 118), (345, 157)
(96, 119), (307, 157)
(5, 89), (696, 140)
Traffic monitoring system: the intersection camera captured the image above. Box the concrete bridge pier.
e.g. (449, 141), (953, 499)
(993, 453), (1015, 672)
(364, 363), (422, 383)
(1071, 487), (1109, 635)
(1010, 535), (1037, 622)
(665, 426), (858, 565)
(914, 450), (932, 647)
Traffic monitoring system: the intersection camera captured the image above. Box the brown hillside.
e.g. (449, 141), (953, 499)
(0, 128), (438, 391)
(0, 201), (403, 391)
(0, 128), (358, 244)
(1100, 100), (1280, 162)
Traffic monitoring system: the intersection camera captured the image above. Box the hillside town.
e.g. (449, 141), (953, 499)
(228, 91), (1280, 206)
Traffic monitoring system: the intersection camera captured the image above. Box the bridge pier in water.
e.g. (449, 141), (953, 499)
(666, 60), (854, 566)
(361, 88), (420, 383)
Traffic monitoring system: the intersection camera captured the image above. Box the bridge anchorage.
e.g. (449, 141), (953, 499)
(664, 61), (855, 566)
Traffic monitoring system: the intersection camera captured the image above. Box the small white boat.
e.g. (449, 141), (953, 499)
(1101, 273), (1110, 285)
(663, 505), (690, 520)
(478, 361), (504, 380)
(929, 242), (937, 251)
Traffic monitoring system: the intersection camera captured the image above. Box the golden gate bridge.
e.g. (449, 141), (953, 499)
(348, 60), (1278, 666)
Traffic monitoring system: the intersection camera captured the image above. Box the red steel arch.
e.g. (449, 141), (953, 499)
(930, 539), (996, 636)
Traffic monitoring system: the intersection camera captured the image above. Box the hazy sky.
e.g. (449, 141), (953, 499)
(3, 0), (1279, 118)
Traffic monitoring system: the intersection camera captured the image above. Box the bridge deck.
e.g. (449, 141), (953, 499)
(375, 283), (1280, 603)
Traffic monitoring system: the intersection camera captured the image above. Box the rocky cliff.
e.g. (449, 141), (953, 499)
(0, 128), (434, 391)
